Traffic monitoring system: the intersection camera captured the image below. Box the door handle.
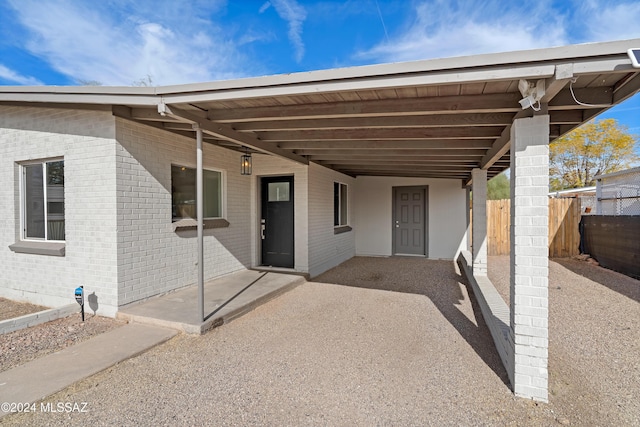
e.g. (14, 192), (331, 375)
(261, 222), (266, 240)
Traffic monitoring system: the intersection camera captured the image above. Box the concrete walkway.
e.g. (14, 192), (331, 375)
(118, 269), (306, 334)
(0, 269), (304, 419)
(0, 323), (176, 419)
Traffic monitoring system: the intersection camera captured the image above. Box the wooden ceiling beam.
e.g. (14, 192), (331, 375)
(315, 160), (478, 170)
(548, 86), (613, 109)
(258, 127), (503, 141)
(208, 93), (523, 122)
(336, 165), (473, 172)
(229, 110), (583, 132)
(280, 140), (494, 149)
(308, 155), (483, 161)
(232, 113), (516, 131)
(294, 148), (488, 156)
(158, 103), (308, 165)
(343, 171), (470, 179)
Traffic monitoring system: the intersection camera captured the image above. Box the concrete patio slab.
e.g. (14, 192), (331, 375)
(117, 269), (305, 334)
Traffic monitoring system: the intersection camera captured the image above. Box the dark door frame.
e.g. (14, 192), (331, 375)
(392, 185), (429, 257)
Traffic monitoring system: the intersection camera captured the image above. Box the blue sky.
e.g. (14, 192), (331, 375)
(1, 0), (640, 131)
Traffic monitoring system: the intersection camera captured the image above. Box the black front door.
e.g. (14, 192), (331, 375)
(261, 176), (294, 268)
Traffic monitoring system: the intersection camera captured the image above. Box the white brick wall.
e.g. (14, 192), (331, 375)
(115, 118), (252, 305)
(307, 163), (356, 278)
(471, 168), (488, 275)
(0, 106), (120, 316)
(509, 115), (550, 402)
(0, 107), (362, 315)
(249, 157), (357, 277)
(251, 154), (309, 273)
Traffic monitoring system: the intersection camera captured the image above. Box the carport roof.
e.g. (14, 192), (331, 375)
(2, 38), (640, 185)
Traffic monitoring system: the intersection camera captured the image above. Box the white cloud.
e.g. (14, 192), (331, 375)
(579, 2), (640, 42)
(269, 0), (307, 62)
(5, 0), (253, 86)
(357, 0), (570, 63)
(259, 2), (272, 14)
(0, 64), (43, 85)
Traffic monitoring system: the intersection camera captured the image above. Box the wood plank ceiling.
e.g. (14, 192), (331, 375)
(116, 54), (640, 185)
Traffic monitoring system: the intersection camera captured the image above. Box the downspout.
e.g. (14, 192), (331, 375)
(194, 124), (204, 322)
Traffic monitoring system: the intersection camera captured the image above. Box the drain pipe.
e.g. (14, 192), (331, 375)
(194, 124), (204, 322)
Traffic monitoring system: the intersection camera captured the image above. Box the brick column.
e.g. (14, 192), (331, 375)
(472, 168), (488, 275)
(509, 115), (550, 402)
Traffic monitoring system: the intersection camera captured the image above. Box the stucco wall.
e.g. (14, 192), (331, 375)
(353, 176), (468, 259)
(115, 118), (252, 306)
(0, 106), (120, 315)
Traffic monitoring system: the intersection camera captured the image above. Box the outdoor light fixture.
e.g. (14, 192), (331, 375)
(241, 147), (252, 175)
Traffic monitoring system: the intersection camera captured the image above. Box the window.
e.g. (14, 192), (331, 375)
(334, 182), (348, 226)
(171, 165), (223, 221)
(22, 160), (65, 241)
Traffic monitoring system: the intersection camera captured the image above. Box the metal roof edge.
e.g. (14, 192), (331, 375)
(0, 38), (638, 104)
(595, 166), (640, 180)
(155, 38), (640, 95)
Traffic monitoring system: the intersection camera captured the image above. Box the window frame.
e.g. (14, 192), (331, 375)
(333, 181), (349, 227)
(20, 158), (65, 243)
(171, 164), (226, 222)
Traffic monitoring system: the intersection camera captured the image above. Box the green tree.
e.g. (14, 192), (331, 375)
(550, 119), (638, 190)
(487, 172), (510, 199)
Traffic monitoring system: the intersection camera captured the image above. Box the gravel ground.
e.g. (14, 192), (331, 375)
(488, 256), (640, 427)
(0, 314), (125, 373)
(0, 298), (48, 321)
(3, 256), (639, 426)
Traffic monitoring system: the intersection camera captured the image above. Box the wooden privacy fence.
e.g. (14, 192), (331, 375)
(481, 198), (581, 257)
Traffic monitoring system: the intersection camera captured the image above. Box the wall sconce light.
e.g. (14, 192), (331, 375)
(241, 148), (252, 175)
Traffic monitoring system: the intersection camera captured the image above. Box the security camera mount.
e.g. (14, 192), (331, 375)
(518, 79), (546, 110)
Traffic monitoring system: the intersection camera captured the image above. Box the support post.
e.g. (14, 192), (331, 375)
(509, 114), (550, 402)
(466, 186), (472, 253)
(472, 168), (488, 275)
(195, 125), (204, 323)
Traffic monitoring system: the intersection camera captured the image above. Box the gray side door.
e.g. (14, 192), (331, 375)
(393, 186), (428, 256)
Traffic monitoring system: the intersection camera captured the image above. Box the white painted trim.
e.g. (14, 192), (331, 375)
(18, 157), (65, 243)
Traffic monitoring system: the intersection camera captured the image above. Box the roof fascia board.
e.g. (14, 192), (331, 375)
(162, 58), (636, 105)
(0, 92), (158, 106)
(0, 101), (113, 111)
(161, 65), (556, 104)
(0, 85), (157, 95)
(0, 41), (636, 106)
(156, 38), (640, 95)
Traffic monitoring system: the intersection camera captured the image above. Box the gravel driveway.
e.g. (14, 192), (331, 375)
(4, 256), (639, 426)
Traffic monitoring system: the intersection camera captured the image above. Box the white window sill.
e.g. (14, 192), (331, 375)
(172, 218), (230, 232)
(9, 241), (66, 256)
